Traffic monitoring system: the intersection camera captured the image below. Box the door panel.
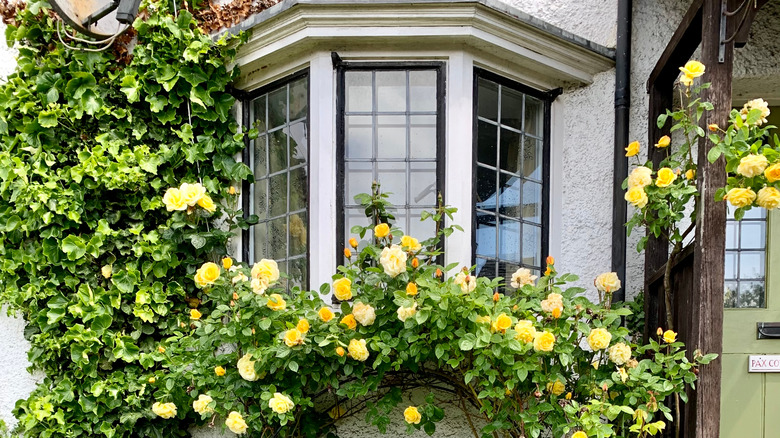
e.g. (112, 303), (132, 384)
(721, 355), (764, 438)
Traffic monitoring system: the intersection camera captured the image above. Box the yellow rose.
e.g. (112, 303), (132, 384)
(225, 411), (248, 435)
(101, 265), (112, 279)
(397, 302), (418, 322)
(353, 302), (376, 326)
(654, 135), (671, 148)
(336, 346), (345, 357)
(297, 319), (310, 333)
(655, 167), (677, 187)
(594, 272), (621, 293)
(679, 74), (693, 87)
(318, 307), (335, 322)
(406, 282), (418, 296)
(380, 245), (408, 277)
(514, 320), (537, 343)
(214, 366), (226, 376)
(197, 194), (216, 213)
(628, 166), (652, 188)
(724, 187), (756, 208)
(267, 294), (286, 311)
(194, 262), (220, 288)
(625, 141), (640, 157)
(190, 309), (202, 320)
(400, 235), (422, 252)
(348, 338), (369, 361)
(708, 123), (719, 132)
(737, 154), (769, 178)
(333, 277), (353, 301)
(374, 223), (390, 238)
(741, 98), (771, 125)
(546, 379), (565, 396)
(193, 394), (214, 415)
(510, 267), (537, 288)
(349, 237), (358, 248)
(765, 163), (780, 182)
(162, 187), (187, 211)
(588, 328), (612, 350)
(340, 314), (357, 330)
(572, 431), (588, 438)
(251, 259), (280, 284)
(284, 328), (304, 347)
(222, 257), (233, 270)
(533, 331), (555, 352)
(178, 182), (206, 206)
(757, 187), (780, 210)
(454, 271), (477, 293)
(329, 405), (346, 419)
(608, 342), (632, 366)
(685, 169), (696, 180)
(492, 313), (513, 333)
(403, 406), (422, 424)
(152, 402), (177, 419)
(269, 392), (295, 414)
(663, 330), (677, 344)
(540, 292), (563, 315)
(679, 60), (705, 79)
(148, 377), (155, 383)
(229, 186), (237, 195)
(237, 353), (258, 381)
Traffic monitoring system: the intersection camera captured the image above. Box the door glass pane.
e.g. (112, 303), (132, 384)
(249, 74), (309, 289)
(724, 207), (766, 308)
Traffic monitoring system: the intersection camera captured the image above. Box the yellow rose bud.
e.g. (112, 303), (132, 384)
(654, 135), (671, 149)
(685, 169), (696, 180)
(435, 268), (442, 278)
(333, 277), (352, 301)
(724, 187), (756, 208)
(329, 405), (346, 419)
(406, 282), (418, 296)
(403, 406), (422, 424)
(587, 328), (612, 350)
(533, 331), (555, 352)
(737, 154), (769, 178)
(222, 257), (233, 270)
(565, 392), (572, 400)
(657, 327), (664, 336)
(551, 307), (562, 319)
(229, 186), (237, 195)
(411, 257), (419, 268)
(708, 123), (719, 132)
(297, 319), (310, 333)
(679, 60), (705, 79)
(625, 141), (640, 157)
(266, 293), (287, 311)
(101, 265), (112, 279)
(765, 163), (780, 183)
(340, 314), (357, 330)
(158, 346), (166, 353)
(663, 330), (677, 344)
(349, 237), (358, 248)
(214, 366), (226, 376)
(655, 167), (677, 187)
(493, 292), (501, 302)
(374, 223), (390, 238)
(190, 309), (202, 320)
(318, 307), (335, 322)
(336, 346), (345, 357)
(546, 255), (555, 265)
(344, 247), (352, 258)
(757, 187), (780, 210)
(572, 431), (587, 438)
(148, 377), (156, 383)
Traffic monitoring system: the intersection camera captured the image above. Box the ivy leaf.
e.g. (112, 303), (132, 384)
(176, 124), (194, 144)
(120, 74), (140, 103)
(190, 234), (206, 249)
(179, 66), (208, 87)
(61, 235), (87, 260)
(38, 109), (58, 128)
(65, 72), (96, 100)
(112, 269), (137, 294)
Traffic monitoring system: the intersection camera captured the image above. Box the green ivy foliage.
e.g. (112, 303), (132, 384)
(0, 1), (252, 436)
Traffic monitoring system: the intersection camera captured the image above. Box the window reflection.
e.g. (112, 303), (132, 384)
(250, 75), (309, 289)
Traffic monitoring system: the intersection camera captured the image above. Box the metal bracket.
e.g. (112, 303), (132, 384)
(718, 1), (728, 63)
(757, 322), (780, 339)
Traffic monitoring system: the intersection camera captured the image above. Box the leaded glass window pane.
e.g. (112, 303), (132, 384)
(474, 76), (545, 280)
(725, 207), (766, 308)
(342, 68), (439, 247)
(249, 75), (309, 289)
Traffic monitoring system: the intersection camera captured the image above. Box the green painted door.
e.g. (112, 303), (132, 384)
(721, 210), (779, 437)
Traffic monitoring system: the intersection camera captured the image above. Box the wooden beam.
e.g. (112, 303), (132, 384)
(686, 0), (734, 436)
(646, 0), (704, 91)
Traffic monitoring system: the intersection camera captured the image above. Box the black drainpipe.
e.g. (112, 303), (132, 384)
(612, 0), (632, 303)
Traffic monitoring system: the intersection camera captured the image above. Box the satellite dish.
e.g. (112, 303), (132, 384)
(50, 0), (141, 39)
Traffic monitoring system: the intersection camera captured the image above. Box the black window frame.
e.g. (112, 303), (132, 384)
(471, 67), (555, 278)
(724, 207), (767, 308)
(241, 68), (311, 290)
(335, 61), (447, 262)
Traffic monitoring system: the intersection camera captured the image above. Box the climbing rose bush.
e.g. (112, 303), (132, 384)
(157, 191), (715, 438)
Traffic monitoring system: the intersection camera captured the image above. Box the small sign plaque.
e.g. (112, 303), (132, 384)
(748, 355), (780, 373)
